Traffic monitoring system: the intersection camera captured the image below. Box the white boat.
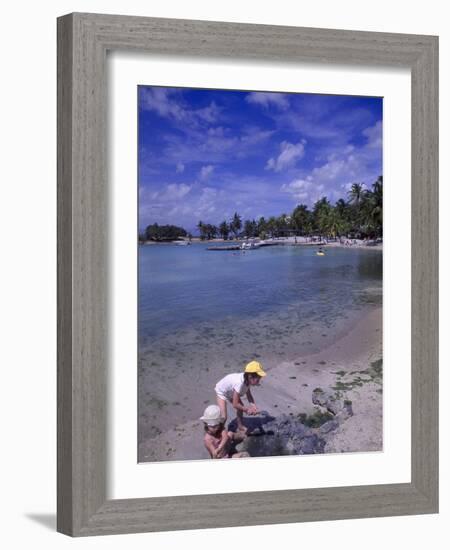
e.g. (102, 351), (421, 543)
(240, 241), (261, 250)
(174, 240), (191, 246)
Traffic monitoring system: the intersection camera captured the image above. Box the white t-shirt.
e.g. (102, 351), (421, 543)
(215, 373), (248, 401)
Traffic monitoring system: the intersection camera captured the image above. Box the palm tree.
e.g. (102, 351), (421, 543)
(373, 175), (382, 197)
(192, 177), (382, 242)
(291, 204), (311, 235)
(347, 183), (368, 236)
(324, 209), (349, 239)
(347, 183), (365, 206)
(257, 217), (267, 238)
(333, 199), (351, 239)
(219, 220), (230, 240)
(197, 220), (205, 240)
(266, 216), (278, 238)
(365, 176), (383, 237)
(244, 219), (258, 238)
(335, 198), (348, 217)
(230, 212), (242, 238)
(317, 209), (331, 237)
(276, 213), (290, 237)
(312, 197), (331, 237)
(206, 224), (218, 240)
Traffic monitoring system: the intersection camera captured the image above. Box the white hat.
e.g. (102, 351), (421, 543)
(199, 405), (224, 426)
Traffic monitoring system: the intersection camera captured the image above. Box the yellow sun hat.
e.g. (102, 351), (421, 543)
(244, 360), (266, 377)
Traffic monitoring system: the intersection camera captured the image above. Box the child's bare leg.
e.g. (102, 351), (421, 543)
(216, 397), (227, 425)
(228, 430), (246, 443)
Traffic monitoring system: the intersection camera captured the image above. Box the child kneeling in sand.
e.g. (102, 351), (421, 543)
(200, 405), (249, 459)
(215, 360), (266, 433)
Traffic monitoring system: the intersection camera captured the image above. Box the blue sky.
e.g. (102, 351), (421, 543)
(138, 86), (382, 233)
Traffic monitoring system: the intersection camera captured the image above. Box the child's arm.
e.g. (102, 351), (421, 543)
(204, 435), (218, 459)
(215, 430), (230, 458)
(246, 389), (259, 415)
(204, 433), (229, 459)
(232, 391), (249, 413)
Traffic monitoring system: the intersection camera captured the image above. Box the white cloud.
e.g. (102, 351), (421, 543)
(311, 159), (347, 182)
(281, 178), (324, 203)
(246, 92), (290, 110)
(199, 165), (214, 181)
(196, 101), (221, 123)
(208, 126), (226, 137)
(176, 162), (185, 173)
(162, 124), (275, 166)
(266, 141), (306, 172)
(200, 134), (238, 155)
(165, 183), (191, 199)
(194, 187), (220, 218)
(240, 128), (274, 146)
(140, 88), (186, 121)
(151, 183), (192, 202)
(362, 120), (382, 149)
(341, 182), (355, 192)
(140, 88), (220, 126)
(163, 132), (238, 164)
(280, 131), (382, 207)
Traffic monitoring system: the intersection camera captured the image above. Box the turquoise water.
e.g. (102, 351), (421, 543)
(139, 243), (382, 343)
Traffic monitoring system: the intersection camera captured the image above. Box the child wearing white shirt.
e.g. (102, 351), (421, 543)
(214, 360), (266, 433)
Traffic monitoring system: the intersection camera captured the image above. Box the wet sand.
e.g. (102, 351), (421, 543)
(138, 306), (382, 462)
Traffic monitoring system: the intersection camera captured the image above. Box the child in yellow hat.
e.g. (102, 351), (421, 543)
(214, 361), (266, 433)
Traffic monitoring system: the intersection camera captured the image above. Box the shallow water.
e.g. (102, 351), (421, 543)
(139, 243), (382, 345)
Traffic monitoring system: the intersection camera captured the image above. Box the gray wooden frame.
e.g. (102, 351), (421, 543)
(57, 12), (438, 537)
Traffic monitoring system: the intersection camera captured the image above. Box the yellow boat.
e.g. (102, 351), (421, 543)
(316, 251), (325, 256)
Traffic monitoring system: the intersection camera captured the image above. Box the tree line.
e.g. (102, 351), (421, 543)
(197, 177), (382, 240)
(140, 223), (188, 242)
(140, 176), (382, 241)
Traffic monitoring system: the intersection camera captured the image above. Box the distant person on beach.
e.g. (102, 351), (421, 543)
(214, 361), (266, 433)
(200, 405), (249, 459)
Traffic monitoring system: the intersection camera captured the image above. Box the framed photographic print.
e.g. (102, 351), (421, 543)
(57, 13), (438, 536)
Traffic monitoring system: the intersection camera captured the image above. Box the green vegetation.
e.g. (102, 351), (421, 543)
(141, 175), (382, 241)
(298, 410), (334, 428)
(359, 358), (383, 384)
(219, 220), (230, 240)
(197, 220), (217, 240)
(230, 212), (242, 238)
(332, 379), (365, 392)
(332, 370), (347, 377)
(196, 176), (382, 240)
(332, 358), (383, 393)
(141, 223), (187, 242)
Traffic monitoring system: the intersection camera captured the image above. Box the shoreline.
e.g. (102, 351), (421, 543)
(140, 238), (382, 250)
(138, 306), (382, 462)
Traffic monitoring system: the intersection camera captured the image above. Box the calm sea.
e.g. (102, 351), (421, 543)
(139, 243), (382, 345)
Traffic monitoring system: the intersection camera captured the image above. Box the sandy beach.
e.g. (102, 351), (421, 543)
(139, 306), (382, 462)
